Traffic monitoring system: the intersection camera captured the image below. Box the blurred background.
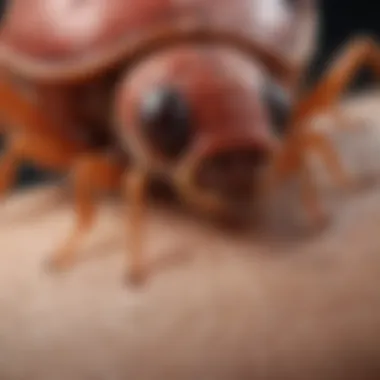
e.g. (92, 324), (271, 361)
(7, 0), (380, 187)
(309, 0), (380, 86)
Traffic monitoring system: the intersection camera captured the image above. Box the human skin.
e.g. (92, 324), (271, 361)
(0, 91), (379, 380)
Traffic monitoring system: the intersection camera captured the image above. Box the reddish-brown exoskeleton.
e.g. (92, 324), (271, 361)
(0, 0), (379, 284)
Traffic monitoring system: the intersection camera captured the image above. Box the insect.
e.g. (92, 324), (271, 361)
(0, 0), (379, 285)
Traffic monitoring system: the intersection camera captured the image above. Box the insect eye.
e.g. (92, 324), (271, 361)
(263, 79), (292, 136)
(0, 0), (9, 25)
(283, 0), (300, 7)
(139, 87), (192, 158)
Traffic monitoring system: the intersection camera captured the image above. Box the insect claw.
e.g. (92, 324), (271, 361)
(309, 207), (331, 232)
(124, 266), (146, 287)
(44, 251), (76, 273)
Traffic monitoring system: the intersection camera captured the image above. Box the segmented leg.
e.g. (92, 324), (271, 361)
(0, 74), (85, 144)
(299, 155), (329, 226)
(123, 168), (148, 285)
(272, 36), (380, 224)
(50, 159), (150, 284)
(0, 72), (88, 195)
(0, 75), (127, 273)
(0, 132), (124, 273)
(47, 153), (124, 271)
(0, 132), (78, 197)
(293, 36), (380, 126)
(0, 77), (50, 135)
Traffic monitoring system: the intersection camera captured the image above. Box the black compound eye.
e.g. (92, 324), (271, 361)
(283, 0), (301, 8)
(139, 87), (192, 158)
(263, 79), (292, 136)
(0, 0), (9, 25)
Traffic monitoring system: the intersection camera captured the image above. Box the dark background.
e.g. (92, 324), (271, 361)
(8, 0), (380, 186)
(309, 0), (380, 85)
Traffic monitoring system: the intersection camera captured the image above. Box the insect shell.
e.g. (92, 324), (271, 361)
(0, 0), (319, 283)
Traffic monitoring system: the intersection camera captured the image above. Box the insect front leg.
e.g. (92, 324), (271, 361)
(0, 75), (72, 138)
(122, 167), (149, 285)
(270, 36), (380, 226)
(0, 75), (86, 196)
(49, 156), (150, 286)
(0, 132), (77, 198)
(46, 152), (124, 272)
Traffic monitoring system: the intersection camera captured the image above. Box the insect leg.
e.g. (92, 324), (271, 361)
(47, 152), (123, 271)
(0, 75), (87, 196)
(292, 36), (380, 179)
(270, 36), (380, 225)
(0, 132), (77, 197)
(122, 168), (149, 285)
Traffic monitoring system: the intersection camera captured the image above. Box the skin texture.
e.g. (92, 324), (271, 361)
(0, 91), (380, 379)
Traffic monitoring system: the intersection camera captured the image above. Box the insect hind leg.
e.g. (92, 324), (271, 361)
(270, 36), (380, 226)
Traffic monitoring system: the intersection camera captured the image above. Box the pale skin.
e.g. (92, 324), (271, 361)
(0, 90), (380, 380)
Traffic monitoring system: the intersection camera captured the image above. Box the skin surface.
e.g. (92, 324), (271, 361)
(0, 91), (379, 379)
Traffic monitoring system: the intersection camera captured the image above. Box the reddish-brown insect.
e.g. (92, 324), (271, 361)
(0, 0), (379, 284)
